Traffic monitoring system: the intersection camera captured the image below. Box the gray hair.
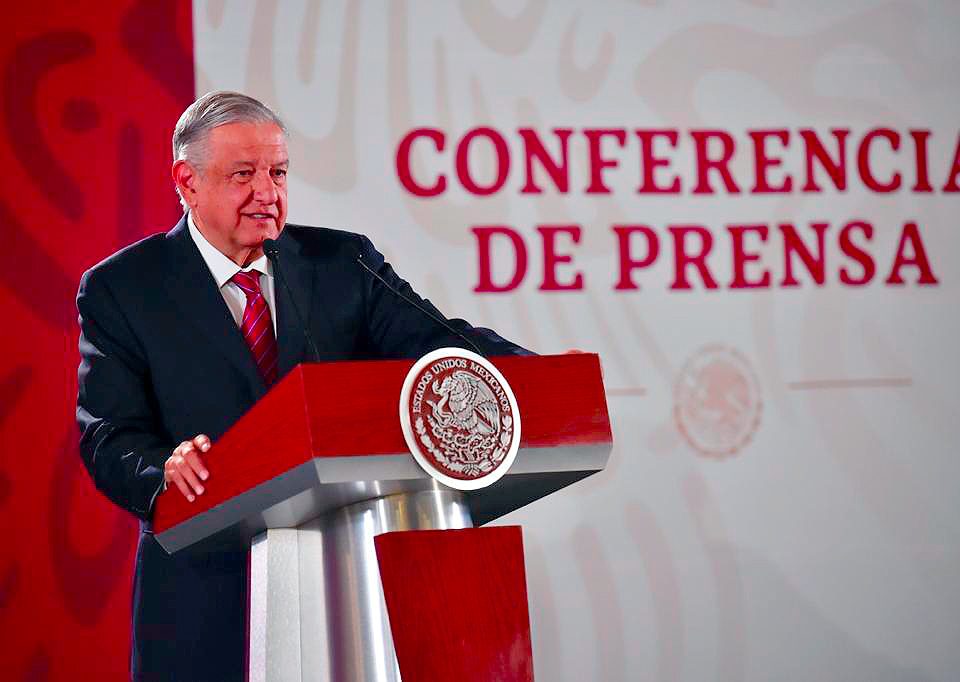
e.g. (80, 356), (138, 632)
(172, 91), (287, 208)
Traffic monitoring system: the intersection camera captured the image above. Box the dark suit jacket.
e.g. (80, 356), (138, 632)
(76, 216), (528, 681)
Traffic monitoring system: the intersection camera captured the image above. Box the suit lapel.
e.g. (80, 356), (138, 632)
(275, 231), (315, 377)
(163, 218), (267, 398)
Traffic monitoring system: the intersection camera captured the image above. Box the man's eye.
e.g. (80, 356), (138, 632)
(272, 169), (288, 178)
(234, 170), (253, 178)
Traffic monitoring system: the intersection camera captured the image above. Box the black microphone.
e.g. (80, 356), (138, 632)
(354, 241), (485, 357)
(263, 238), (321, 363)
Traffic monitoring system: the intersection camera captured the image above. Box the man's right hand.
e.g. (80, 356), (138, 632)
(164, 434), (211, 502)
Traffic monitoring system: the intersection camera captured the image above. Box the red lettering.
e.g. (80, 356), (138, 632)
(585, 128), (626, 194)
(909, 130), (933, 192)
(537, 225), (584, 290)
(941, 134), (960, 192)
(728, 224), (771, 288)
(613, 225), (660, 290)
(780, 222), (828, 286)
(838, 220), (875, 285)
(669, 226), (718, 290)
(800, 128), (848, 192)
(885, 222), (939, 285)
(691, 130), (740, 194)
(857, 128), (901, 192)
(396, 128), (446, 197)
(472, 226), (528, 292)
(749, 130), (792, 193)
(456, 127), (510, 196)
(519, 128), (572, 194)
(635, 129), (681, 193)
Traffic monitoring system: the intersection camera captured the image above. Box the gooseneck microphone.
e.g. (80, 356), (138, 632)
(353, 240), (486, 357)
(262, 238), (322, 363)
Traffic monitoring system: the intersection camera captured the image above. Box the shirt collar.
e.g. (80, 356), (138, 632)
(187, 212), (273, 288)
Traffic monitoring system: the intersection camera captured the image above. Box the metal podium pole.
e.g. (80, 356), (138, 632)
(248, 487), (473, 682)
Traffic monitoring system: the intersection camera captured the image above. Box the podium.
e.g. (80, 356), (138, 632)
(152, 353), (612, 681)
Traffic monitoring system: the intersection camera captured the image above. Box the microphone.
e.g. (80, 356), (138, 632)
(262, 238), (321, 363)
(354, 241), (485, 357)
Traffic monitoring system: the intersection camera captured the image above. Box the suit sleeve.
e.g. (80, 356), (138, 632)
(356, 235), (533, 358)
(76, 269), (172, 521)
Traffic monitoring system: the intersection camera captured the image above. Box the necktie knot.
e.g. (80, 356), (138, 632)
(231, 270), (262, 297)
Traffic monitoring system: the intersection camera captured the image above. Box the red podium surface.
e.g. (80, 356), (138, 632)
(153, 353), (611, 551)
(376, 526), (534, 682)
(151, 353), (612, 682)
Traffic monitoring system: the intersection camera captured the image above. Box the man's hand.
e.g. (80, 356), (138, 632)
(164, 434), (211, 502)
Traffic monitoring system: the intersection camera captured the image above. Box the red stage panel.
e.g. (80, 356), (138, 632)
(375, 526), (535, 682)
(0, 3), (193, 680)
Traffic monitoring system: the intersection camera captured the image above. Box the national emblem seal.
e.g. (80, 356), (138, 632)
(399, 348), (522, 490)
(673, 344), (762, 459)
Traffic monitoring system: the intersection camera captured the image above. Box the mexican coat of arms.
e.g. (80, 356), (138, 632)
(400, 348), (522, 490)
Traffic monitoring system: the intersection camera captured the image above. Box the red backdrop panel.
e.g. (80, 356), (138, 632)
(375, 526), (535, 682)
(0, 3), (193, 680)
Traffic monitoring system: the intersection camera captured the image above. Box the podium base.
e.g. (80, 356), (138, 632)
(248, 487), (472, 682)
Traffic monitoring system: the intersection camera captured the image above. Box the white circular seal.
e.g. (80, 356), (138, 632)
(673, 344), (762, 459)
(399, 347), (522, 490)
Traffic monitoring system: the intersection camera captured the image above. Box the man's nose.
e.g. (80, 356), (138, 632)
(251, 170), (278, 203)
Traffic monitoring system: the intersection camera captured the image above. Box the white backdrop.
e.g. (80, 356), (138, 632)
(194, 1), (959, 679)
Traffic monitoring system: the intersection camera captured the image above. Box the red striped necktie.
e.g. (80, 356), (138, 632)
(231, 270), (279, 387)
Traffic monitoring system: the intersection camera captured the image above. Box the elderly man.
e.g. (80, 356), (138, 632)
(76, 91), (527, 681)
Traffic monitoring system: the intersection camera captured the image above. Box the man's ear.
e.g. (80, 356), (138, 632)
(172, 160), (199, 208)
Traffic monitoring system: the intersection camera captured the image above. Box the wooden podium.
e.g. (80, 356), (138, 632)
(152, 353), (612, 682)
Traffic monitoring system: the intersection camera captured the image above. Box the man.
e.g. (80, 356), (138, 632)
(76, 91), (528, 681)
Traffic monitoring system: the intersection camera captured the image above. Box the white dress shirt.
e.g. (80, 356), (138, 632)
(187, 212), (278, 333)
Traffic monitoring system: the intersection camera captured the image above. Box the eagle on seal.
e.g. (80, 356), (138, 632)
(427, 370), (500, 437)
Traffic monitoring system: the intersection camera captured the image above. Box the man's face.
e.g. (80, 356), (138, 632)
(181, 121), (288, 264)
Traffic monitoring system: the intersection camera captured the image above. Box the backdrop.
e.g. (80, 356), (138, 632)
(1, 1), (958, 680)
